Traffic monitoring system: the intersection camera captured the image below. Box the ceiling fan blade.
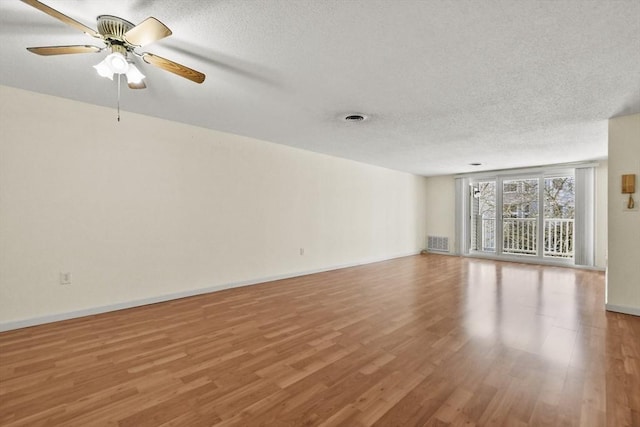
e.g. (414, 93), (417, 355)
(27, 45), (102, 56)
(124, 17), (172, 47)
(128, 80), (147, 90)
(20, 0), (100, 38)
(142, 53), (205, 84)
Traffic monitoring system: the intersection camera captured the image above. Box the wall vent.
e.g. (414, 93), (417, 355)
(427, 236), (449, 253)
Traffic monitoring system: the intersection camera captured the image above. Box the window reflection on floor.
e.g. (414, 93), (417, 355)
(463, 259), (584, 366)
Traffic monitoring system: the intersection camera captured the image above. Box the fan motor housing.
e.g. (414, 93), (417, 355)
(97, 15), (135, 41)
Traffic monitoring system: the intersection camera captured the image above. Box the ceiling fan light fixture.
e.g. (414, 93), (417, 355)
(93, 59), (114, 80)
(125, 63), (145, 84)
(22, 1), (206, 87)
(94, 52), (133, 81)
(106, 52), (129, 74)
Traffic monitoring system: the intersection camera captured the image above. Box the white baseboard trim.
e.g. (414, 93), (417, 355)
(0, 251), (420, 332)
(422, 250), (459, 256)
(605, 303), (640, 317)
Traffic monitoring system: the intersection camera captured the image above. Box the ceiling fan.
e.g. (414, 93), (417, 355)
(20, 0), (206, 89)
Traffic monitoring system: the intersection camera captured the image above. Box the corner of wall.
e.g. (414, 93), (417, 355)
(607, 113), (640, 313)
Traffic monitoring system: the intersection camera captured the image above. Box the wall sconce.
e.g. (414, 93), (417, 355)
(622, 174), (636, 209)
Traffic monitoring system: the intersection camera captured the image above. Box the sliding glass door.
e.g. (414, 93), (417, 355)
(502, 178), (539, 256)
(543, 176), (575, 259)
(470, 181), (496, 254)
(469, 173), (575, 262)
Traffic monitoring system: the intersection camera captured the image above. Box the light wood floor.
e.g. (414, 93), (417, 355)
(1, 255), (639, 426)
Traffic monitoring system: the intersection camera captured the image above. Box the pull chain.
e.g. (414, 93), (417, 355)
(117, 73), (121, 122)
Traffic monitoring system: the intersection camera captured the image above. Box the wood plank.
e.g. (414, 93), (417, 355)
(0, 254), (637, 426)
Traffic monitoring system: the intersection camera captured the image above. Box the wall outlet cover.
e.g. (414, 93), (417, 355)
(60, 272), (72, 285)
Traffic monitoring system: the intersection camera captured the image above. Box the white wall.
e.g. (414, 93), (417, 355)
(607, 113), (640, 315)
(0, 86), (429, 329)
(424, 176), (457, 253)
(424, 162), (609, 268)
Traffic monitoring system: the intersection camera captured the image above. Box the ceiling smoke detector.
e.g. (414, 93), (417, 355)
(344, 114), (367, 122)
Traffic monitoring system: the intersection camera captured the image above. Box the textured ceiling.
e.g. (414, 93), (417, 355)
(0, 0), (639, 176)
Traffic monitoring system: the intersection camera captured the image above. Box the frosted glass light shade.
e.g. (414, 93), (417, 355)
(125, 63), (145, 84)
(94, 52), (131, 80)
(93, 59), (114, 80)
(107, 53), (128, 74)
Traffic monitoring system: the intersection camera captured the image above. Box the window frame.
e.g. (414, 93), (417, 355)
(459, 165), (582, 266)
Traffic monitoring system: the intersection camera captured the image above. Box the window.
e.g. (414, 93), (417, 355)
(552, 178), (566, 190)
(462, 168), (585, 264)
(504, 182), (518, 193)
(544, 176), (575, 258)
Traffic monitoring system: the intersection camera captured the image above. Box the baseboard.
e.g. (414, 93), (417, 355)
(605, 303), (640, 317)
(0, 250), (420, 332)
(422, 250), (459, 256)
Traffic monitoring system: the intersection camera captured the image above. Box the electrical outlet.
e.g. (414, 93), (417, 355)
(299, 248), (304, 255)
(59, 272), (72, 285)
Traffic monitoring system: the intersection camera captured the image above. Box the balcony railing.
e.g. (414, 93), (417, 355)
(543, 218), (574, 258)
(503, 218), (538, 255)
(479, 218), (574, 258)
